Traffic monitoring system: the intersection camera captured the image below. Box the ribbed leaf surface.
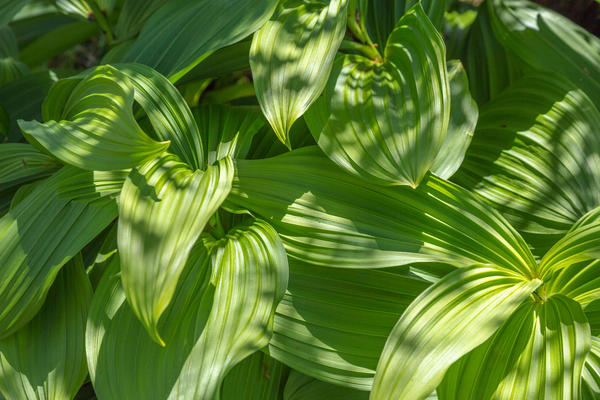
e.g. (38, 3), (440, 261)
(0, 256), (91, 400)
(250, 0), (348, 147)
(284, 370), (369, 400)
(583, 337), (600, 400)
(118, 154), (233, 345)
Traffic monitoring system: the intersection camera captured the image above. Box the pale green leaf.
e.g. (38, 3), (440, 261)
(250, 0), (348, 147)
(269, 259), (432, 390)
(0, 166), (124, 337)
(488, 0), (600, 106)
(582, 337), (600, 400)
(438, 295), (591, 400)
(221, 350), (289, 400)
(118, 155), (233, 345)
(454, 74), (600, 256)
(122, 0), (278, 80)
(371, 266), (541, 400)
(284, 370), (369, 400)
(0, 255), (91, 400)
(306, 3), (449, 187)
(18, 65), (170, 171)
(227, 146), (537, 276)
(88, 219), (288, 400)
(431, 60), (478, 179)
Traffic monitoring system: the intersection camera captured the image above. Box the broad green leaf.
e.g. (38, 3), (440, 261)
(540, 207), (600, 278)
(221, 351), (289, 400)
(438, 295), (591, 400)
(19, 65), (170, 171)
(547, 260), (600, 308)
(371, 266), (541, 400)
(583, 337), (600, 400)
(0, 165), (124, 337)
(442, 7), (477, 60)
(9, 12), (76, 49)
(227, 146), (537, 276)
(118, 155), (233, 345)
(462, 3), (521, 105)
(358, 0), (447, 47)
(51, 0), (88, 18)
(122, 0), (278, 80)
(454, 74), (600, 256)
(0, 0), (31, 25)
(250, 0), (348, 147)
(87, 219), (288, 400)
(0, 71), (55, 141)
(306, 3), (449, 187)
(0, 255), (91, 400)
(488, 0), (600, 106)
(0, 26), (17, 58)
(284, 370), (369, 400)
(114, 0), (169, 38)
(431, 60), (478, 179)
(269, 259), (431, 390)
(193, 104), (265, 165)
(0, 143), (59, 188)
(0, 58), (28, 86)
(18, 20), (98, 67)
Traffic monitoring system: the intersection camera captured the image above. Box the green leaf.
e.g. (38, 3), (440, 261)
(250, 0), (348, 148)
(488, 0), (600, 106)
(547, 260), (600, 308)
(9, 12), (76, 49)
(284, 370), (369, 400)
(438, 295), (591, 400)
(540, 207), (600, 278)
(118, 155), (233, 345)
(0, 0), (31, 25)
(0, 255), (91, 400)
(358, 0), (447, 47)
(0, 58), (28, 86)
(18, 20), (98, 67)
(453, 73), (600, 256)
(582, 337), (600, 400)
(462, 3), (522, 105)
(18, 65), (170, 171)
(431, 60), (478, 179)
(371, 266), (541, 400)
(0, 165), (124, 337)
(227, 146), (537, 276)
(269, 259), (431, 390)
(221, 351), (289, 400)
(87, 219), (288, 400)
(114, 0), (169, 38)
(122, 0), (278, 80)
(306, 3), (449, 187)
(193, 104), (265, 165)
(0, 26), (18, 58)
(0, 143), (59, 189)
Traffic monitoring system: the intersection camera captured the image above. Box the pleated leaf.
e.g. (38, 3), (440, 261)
(0, 166), (124, 338)
(370, 266), (542, 400)
(0, 143), (59, 189)
(87, 219), (288, 400)
(114, 0), (169, 38)
(306, 3), (449, 187)
(453, 73), (600, 256)
(221, 351), (289, 400)
(284, 370), (369, 400)
(488, 0), (600, 106)
(118, 154), (233, 345)
(122, 0), (278, 80)
(193, 104), (265, 165)
(227, 146), (538, 277)
(431, 60), (478, 179)
(540, 207), (600, 278)
(547, 260), (600, 308)
(269, 259), (432, 390)
(438, 295), (591, 400)
(0, 256), (91, 400)
(250, 0), (348, 147)
(582, 337), (600, 400)
(18, 65), (169, 171)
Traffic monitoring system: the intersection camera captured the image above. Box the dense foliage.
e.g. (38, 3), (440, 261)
(0, 0), (599, 399)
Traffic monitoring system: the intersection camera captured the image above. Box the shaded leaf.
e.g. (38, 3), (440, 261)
(284, 370), (368, 400)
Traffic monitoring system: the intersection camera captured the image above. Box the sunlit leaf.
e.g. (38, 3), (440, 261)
(582, 337), (600, 400)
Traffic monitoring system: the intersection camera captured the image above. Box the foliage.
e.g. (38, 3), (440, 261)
(0, 0), (599, 399)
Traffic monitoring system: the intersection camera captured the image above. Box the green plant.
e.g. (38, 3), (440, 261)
(0, 0), (599, 399)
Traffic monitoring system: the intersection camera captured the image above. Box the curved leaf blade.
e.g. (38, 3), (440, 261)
(371, 266), (541, 400)
(118, 154), (233, 345)
(284, 370), (369, 400)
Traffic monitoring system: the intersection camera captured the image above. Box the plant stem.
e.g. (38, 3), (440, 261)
(340, 40), (381, 61)
(345, 0), (382, 61)
(87, 0), (114, 44)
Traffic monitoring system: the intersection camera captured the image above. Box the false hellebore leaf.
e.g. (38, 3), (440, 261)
(0, 256), (91, 400)
(18, 65), (170, 171)
(250, 0), (348, 148)
(305, 3), (450, 187)
(370, 266), (542, 400)
(118, 154), (234, 345)
(87, 219), (288, 400)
